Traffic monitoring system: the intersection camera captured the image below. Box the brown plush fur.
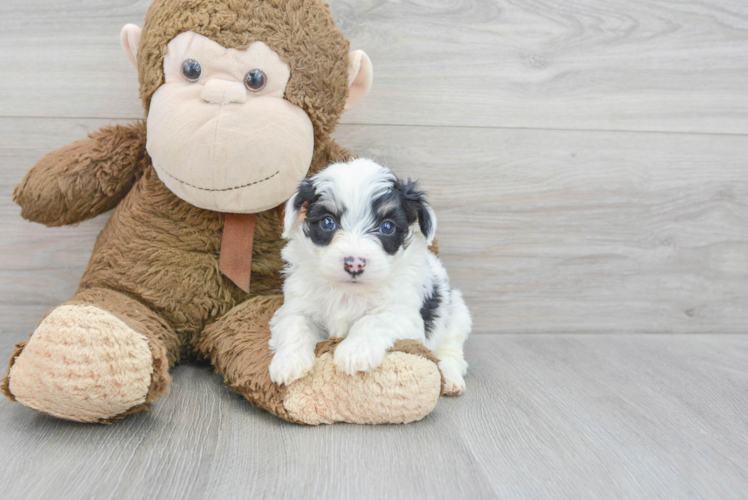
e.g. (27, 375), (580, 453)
(4, 0), (445, 423)
(13, 122), (150, 227)
(196, 295), (294, 420)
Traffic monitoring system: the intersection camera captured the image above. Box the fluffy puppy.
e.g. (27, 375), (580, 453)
(269, 159), (471, 395)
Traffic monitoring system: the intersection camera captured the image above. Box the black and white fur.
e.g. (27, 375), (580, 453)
(268, 159), (471, 395)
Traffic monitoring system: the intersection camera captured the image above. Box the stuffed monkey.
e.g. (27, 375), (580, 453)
(1, 0), (443, 424)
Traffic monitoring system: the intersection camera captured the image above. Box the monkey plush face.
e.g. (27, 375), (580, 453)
(120, 0), (373, 214)
(147, 32), (313, 213)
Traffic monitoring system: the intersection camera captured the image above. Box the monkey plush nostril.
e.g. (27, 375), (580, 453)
(343, 257), (366, 277)
(200, 79), (248, 105)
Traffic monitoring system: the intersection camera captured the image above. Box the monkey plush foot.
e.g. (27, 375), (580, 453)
(282, 339), (443, 425)
(3, 289), (180, 424)
(199, 297), (444, 425)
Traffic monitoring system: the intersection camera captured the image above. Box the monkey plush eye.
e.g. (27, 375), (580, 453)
(380, 221), (396, 235)
(244, 69), (267, 91)
(181, 59), (202, 82)
(320, 217), (337, 231)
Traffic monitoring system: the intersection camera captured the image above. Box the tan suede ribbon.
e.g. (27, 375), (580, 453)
(219, 205), (286, 294)
(219, 213), (256, 294)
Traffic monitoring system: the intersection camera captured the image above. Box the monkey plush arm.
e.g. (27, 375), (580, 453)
(13, 121), (149, 227)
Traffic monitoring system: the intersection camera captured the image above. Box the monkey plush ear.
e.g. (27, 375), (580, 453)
(344, 50), (373, 111)
(120, 24), (143, 70)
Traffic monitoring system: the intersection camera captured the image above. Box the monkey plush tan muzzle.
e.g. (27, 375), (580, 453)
(145, 31), (315, 213)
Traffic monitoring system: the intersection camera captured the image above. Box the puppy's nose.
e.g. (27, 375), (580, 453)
(344, 257), (366, 277)
(201, 79), (247, 104)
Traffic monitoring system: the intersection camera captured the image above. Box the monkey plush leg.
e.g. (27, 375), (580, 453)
(1, 288), (180, 423)
(197, 296), (444, 425)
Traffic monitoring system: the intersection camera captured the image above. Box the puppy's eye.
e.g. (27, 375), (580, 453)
(245, 69), (267, 91)
(320, 217), (337, 231)
(380, 221), (396, 235)
(181, 59), (202, 82)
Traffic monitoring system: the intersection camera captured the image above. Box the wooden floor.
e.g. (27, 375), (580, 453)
(1, 0), (747, 498)
(0, 334), (747, 499)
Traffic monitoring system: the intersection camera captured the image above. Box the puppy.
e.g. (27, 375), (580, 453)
(268, 159), (471, 395)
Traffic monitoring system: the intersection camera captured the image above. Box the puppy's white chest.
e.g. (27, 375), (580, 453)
(316, 293), (373, 339)
(323, 315), (354, 339)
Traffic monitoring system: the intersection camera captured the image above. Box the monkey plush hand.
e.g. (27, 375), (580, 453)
(1, 0), (443, 424)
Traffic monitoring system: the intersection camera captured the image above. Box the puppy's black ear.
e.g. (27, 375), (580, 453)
(283, 178), (317, 238)
(397, 179), (437, 244)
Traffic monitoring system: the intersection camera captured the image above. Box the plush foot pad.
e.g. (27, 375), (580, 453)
(8, 304), (154, 423)
(283, 351), (442, 425)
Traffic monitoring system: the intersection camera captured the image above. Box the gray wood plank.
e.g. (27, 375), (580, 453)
(1, 334), (747, 500)
(1, 0), (747, 134)
(2, 117), (746, 336)
(453, 334), (748, 499)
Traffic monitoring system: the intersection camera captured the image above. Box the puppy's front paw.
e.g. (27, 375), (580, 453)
(269, 348), (316, 386)
(438, 361), (466, 396)
(334, 337), (387, 375)
(442, 376), (466, 396)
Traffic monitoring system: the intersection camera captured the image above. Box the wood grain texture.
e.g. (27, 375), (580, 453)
(1, 334), (747, 500)
(1, 0), (747, 134)
(1, 1), (747, 496)
(2, 118), (746, 336)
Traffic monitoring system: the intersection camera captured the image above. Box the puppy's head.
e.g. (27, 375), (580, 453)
(283, 159), (436, 292)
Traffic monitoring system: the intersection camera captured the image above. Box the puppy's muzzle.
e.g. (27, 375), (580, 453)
(344, 257), (366, 278)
